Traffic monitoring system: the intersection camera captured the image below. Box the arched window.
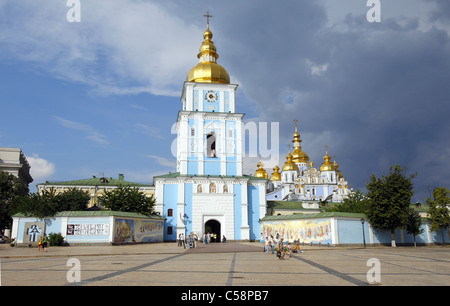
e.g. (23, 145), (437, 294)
(206, 132), (217, 158)
(191, 127), (196, 137)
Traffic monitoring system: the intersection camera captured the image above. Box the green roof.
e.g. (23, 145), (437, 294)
(14, 210), (165, 220)
(261, 212), (367, 221)
(40, 175), (153, 187)
(154, 172), (266, 180)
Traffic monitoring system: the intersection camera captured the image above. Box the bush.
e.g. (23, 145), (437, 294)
(48, 232), (65, 246)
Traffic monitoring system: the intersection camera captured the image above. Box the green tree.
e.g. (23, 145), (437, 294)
(322, 189), (369, 213)
(57, 187), (90, 211)
(100, 186), (155, 216)
(405, 207), (424, 247)
(366, 165), (416, 247)
(426, 187), (450, 245)
(14, 188), (60, 219)
(0, 171), (29, 231)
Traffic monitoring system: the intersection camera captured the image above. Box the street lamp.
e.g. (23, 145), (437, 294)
(360, 218), (366, 248)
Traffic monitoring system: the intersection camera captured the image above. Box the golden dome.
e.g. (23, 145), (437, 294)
(291, 121), (310, 163)
(186, 26), (230, 84)
(320, 146), (336, 172)
(254, 161), (268, 179)
(333, 156), (344, 179)
(270, 166), (281, 181)
(282, 152), (299, 172)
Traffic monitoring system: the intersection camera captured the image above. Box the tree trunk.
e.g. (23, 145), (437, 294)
(413, 235), (417, 247)
(391, 231), (396, 247)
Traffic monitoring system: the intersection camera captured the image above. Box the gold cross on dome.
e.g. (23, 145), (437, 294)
(203, 11), (213, 26)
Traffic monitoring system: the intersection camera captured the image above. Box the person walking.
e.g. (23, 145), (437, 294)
(42, 234), (48, 252)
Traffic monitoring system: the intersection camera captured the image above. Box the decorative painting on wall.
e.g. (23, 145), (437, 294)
(114, 218), (164, 243)
(261, 219), (332, 244)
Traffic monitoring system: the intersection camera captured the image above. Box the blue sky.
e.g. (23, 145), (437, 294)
(1, 0), (450, 203)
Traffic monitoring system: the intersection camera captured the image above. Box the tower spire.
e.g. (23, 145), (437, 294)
(203, 11), (213, 28)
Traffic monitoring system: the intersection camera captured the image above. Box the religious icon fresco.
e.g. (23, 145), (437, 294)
(114, 219), (164, 243)
(261, 219), (332, 244)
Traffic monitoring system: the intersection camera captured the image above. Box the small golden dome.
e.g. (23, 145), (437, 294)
(270, 166), (281, 181)
(282, 152), (299, 171)
(333, 156), (344, 179)
(254, 161), (268, 179)
(186, 26), (230, 84)
(320, 146), (336, 172)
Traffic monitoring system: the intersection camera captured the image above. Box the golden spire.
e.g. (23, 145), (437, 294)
(186, 12), (230, 84)
(291, 119), (310, 163)
(320, 145), (336, 172)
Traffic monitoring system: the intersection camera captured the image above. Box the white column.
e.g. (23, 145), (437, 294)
(154, 181), (164, 216)
(61, 217), (68, 243)
(241, 181), (250, 240)
(176, 182), (186, 236)
(199, 117), (205, 175)
(220, 118), (226, 175)
(259, 184), (267, 218)
(186, 85), (194, 111)
(236, 120), (243, 176)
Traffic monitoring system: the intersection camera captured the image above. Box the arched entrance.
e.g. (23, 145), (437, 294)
(205, 219), (221, 242)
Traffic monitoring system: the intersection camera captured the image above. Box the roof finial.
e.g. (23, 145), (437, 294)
(203, 11), (213, 28)
(293, 118), (299, 131)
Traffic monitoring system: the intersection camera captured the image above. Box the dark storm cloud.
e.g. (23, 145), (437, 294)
(210, 1), (450, 201)
(163, 0), (450, 201)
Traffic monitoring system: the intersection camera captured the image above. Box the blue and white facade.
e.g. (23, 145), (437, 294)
(154, 25), (267, 242)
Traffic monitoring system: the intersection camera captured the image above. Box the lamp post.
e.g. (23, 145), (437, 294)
(360, 218), (366, 248)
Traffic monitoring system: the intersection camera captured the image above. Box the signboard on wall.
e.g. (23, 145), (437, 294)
(67, 224), (110, 236)
(23, 222), (45, 244)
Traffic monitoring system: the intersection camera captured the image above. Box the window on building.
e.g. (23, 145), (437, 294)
(167, 226), (173, 235)
(191, 127), (196, 137)
(206, 132), (217, 158)
(168, 209), (173, 217)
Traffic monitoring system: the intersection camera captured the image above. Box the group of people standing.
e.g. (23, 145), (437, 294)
(37, 234), (48, 252)
(261, 233), (303, 259)
(177, 232), (227, 248)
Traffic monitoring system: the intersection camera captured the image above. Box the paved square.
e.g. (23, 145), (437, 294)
(1, 243), (449, 287)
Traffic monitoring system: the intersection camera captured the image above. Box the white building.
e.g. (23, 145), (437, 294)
(0, 147), (33, 186)
(256, 124), (353, 203)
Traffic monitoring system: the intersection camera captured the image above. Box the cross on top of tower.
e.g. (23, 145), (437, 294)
(203, 11), (213, 26)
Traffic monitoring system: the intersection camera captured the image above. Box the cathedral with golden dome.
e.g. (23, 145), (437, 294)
(255, 122), (353, 203)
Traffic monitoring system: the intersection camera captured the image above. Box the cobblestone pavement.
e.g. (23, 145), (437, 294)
(1, 242), (449, 287)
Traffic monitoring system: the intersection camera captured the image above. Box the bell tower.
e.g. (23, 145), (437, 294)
(177, 15), (243, 177)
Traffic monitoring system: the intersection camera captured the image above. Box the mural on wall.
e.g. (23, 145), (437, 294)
(114, 219), (163, 243)
(261, 219), (332, 244)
